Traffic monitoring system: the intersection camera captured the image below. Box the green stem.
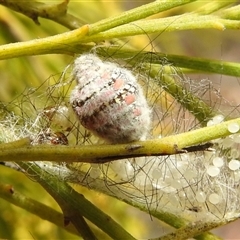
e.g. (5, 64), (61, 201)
(96, 46), (240, 77)
(0, 0), (84, 29)
(157, 220), (231, 240)
(195, 232), (223, 240)
(220, 4), (240, 20)
(147, 64), (216, 124)
(85, 15), (240, 43)
(156, 54), (240, 77)
(65, 213), (97, 240)
(194, 0), (237, 15)
(0, 137), (30, 148)
(34, 162), (188, 229)
(88, 0), (198, 35)
(1, 13), (240, 62)
(1, 118), (240, 163)
(0, 25), (89, 60)
(0, 182), (78, 236)
(17, 161), (136, 240)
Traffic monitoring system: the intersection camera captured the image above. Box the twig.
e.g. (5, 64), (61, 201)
(156, 220), (233, 240)
(17, 161), (136, 240)
(0, 0), (84, 29)
(0, 182), (79, 236)
(0, 118), (239, 163)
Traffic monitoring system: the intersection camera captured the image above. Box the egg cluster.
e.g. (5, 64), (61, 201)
(86, 115), (240, 221)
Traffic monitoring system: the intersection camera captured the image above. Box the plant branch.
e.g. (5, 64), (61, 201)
(97, 47), (240, 77)
(0, 118), (239, 163)
(0, 0), (84, 29)
(0, 137), (31, 149)
(17, 161), (136, 240)
(1, 11), (240, 63)
(0, 25), (89, 60)
(193, 0), (237, 15)
(147, 64), (216, 124)
(157, 220), (231, 240)
(0, 182), (79, 236)
(220, 4), (240, 20)
(195, 232), (222, 240)
(88, 0), (198, 35)
(85, 15), (240, 43)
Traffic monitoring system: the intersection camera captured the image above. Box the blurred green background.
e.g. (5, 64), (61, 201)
(0, 1), (240, 239)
